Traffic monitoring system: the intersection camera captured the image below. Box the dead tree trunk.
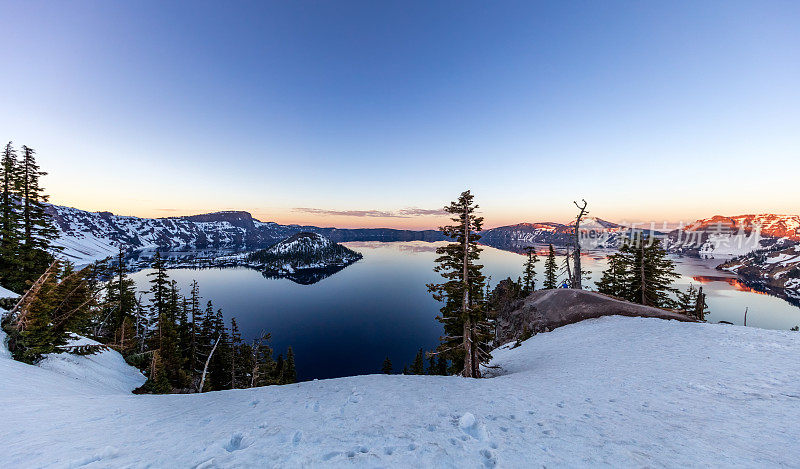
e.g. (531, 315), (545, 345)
(695, 286), (707, 321)
(572, 199), (588, 289)
(7, 260), (59, 332)
(198, 334), (221, 393)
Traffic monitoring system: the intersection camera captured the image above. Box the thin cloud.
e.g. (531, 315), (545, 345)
(398, 207), (448, 216)
(293, 207), (447, 218)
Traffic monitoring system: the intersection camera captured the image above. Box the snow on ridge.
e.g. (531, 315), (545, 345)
(2, 316), (800, 467)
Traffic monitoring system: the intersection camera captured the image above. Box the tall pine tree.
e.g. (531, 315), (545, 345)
(427, 190), (491, 378)
(17, 145), (58, 285)
(543, 244), (558, 289)
(0, 142), (21, 291)
(521, 246), (539, 293)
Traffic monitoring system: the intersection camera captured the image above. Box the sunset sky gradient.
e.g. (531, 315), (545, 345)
(1, 1), (798, 229)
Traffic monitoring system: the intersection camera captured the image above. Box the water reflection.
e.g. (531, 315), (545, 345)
(129, 241), (800, 381)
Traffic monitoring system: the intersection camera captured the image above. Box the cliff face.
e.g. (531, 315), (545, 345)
(718, 241), (800, 299)
(495, 289), (694, 345)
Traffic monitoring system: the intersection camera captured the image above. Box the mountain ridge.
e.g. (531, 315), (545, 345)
(46, 202), (800, 264)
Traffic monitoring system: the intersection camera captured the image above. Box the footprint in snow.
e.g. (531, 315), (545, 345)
(480, 449), (497, 468)
(458, 412), (487, 441)
(224, 433), (250, 452)
(292, 430), (303, 446)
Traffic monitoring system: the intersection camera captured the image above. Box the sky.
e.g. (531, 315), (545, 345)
(1, 1), (798, 229)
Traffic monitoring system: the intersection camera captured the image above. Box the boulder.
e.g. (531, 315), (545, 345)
(496, 288), (695, 345)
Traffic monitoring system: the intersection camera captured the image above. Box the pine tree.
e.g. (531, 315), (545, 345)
(410, 348), (425, 375)
(274, 353), (285, 383)
(208, 308), (231, 390)
(427, 190), (491, 378)
(188, 281), (202, 375)
(0, 142), (22, 291)
(103, 246), (137, 344)
(521, 246), (539, 293)
(596, 250), (629, 299)
(250, 332), (275, 387)
(230, 317), (242, 388)
(284, 346), (297, 384)
(5, 261), (99, 363)
(595, 236), (680, 308)
(543, 244), (558, 289)
(147, 253), (169, 319)
(676, 284), (699, 315)
(381, 356), (393, 374)
(17, 145), (58, 286)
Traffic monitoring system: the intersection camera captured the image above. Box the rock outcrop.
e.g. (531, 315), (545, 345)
(495, 289), (695, 345)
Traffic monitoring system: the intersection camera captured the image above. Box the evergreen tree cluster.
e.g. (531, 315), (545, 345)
(0, 142), (59, 294)
(2, 248), (297, 393)
(386, 349), (449, 376)
(596, 236), (682, 309)
(122, 253), (297, 394)
(675, 283), (710, 321)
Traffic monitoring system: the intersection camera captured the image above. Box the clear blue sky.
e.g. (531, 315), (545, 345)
(1, 1), (798, 228)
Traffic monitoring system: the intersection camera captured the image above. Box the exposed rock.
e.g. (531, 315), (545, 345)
(495, 289), (695, 345)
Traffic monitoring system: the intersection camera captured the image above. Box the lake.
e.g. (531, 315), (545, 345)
(130, 241), (800, 381)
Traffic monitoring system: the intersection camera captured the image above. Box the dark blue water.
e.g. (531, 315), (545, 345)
(130, 241), (800, 381)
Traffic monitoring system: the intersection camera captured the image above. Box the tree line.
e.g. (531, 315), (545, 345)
(1, 142), (296, 393)
(425, 191), (709, 379)
(0, 142), (59, 294)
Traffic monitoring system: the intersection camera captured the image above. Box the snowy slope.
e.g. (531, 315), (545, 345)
(3, 316), (800, 467)
(0, 284), (19, 298)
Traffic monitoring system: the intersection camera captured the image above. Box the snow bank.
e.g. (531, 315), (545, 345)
(2, 317), (800, 467)
(37, 335), (146, 394)
(0, 284), (19, 298)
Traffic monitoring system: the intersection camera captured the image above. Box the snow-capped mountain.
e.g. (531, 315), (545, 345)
(46, 203), (444, 265)
(718, 240), (800, 300)
(666, 214), (800, 258)
(478, 217), (625, 251)
(683, 214), (800, 240)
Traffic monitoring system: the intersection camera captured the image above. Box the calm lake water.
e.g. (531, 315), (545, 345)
(130, 241), (800, 381)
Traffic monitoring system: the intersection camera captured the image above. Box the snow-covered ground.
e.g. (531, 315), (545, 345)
(2, 317), (800, 467)
(0, 284), (19, 298)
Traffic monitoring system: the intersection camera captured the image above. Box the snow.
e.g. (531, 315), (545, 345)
(37, 335), (146, 394)
(0, 284), (19, 298)
(3, 316), (800, 467)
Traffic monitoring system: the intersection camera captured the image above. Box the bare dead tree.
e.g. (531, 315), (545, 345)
(572, 199), (589, 289)
(198, 334), (221, 393)
(6, 260), (59, 332)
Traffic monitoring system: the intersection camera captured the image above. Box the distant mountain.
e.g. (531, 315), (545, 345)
(478, 217), (625, 251)
(666, 214), (800, 258)
(717, 239), (800, 303)
(246, 232), (363, 283)
(45, 204), (445, 264)
(683, 214), (800, 240)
